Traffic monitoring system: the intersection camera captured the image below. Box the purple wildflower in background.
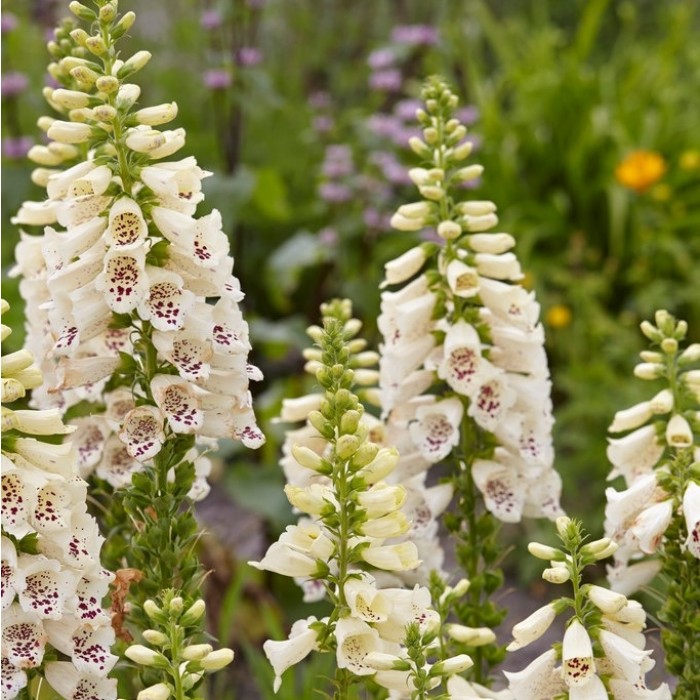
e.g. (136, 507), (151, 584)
(367, 47), (396, 70)
(312, 115), (334, 133)
(456, 105), (480, 125)
(319, 182), (352, 203)
(391, 24), (439, 46)
(394, 99), (423, 121)
(369, 69), (402, 92)
(247, 0), (265, 8)
(200, 8), (222, 29)
(2, 136), (33, 159)
(322, 145), (353, 178)
(1, 12), (18, 33)
(204, 68), (232, 90)
(318, 227), (338, 246)
(238, 47), (262, 66)
(1, 71), (29, 97)
(309, 91), (331, 109)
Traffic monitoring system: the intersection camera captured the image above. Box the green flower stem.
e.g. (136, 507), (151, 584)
(448, 416), (507, 685)
(658, 449), (700, 698)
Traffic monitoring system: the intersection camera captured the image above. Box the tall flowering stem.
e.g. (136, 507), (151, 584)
(11, 1), (261, 696)
(603, 310), (699, 696)
(505, 518), (671, 699)
(252, 300), (469, 698)
(379, 76), (562, 687)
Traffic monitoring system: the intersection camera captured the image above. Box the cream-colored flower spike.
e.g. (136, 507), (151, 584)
(1, 300), (117, 700)
(11, 1), (264, 498)
(377, 76), (562, 524)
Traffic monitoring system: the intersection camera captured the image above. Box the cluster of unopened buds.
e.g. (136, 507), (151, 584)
(122, 593), (234, 700)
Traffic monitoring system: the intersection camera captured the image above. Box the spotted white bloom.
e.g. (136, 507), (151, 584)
(335, 616), (387, 676)
(118, 406), (166, 461)
(408, 397), (463, 463)
(562, 619), (595, 687)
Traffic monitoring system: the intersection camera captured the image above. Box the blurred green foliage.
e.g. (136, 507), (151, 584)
(2, 0), (699, 691)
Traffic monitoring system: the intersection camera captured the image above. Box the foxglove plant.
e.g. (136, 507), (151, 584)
(10, 1), (262, 696)
(1, 299), (117, 700)
(505, 517), (670, 700)
(252, 300), (469, 698)
(378, 76), (563, 686)
(603, 310), (699, 696)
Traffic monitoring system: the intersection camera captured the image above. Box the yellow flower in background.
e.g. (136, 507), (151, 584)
(615, 150), (666, 193)
(546, 304), (572, 329)
(679, 149), (700, 172)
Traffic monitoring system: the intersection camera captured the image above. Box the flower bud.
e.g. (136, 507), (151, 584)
(113, 11), (137, 39)
(408, 136), (431, 158)
(182, 644), (213, 661)
(51, 88), (90, 109)
(437, 220), (462, 240)
(142, 630), (168, 646)
(640, 320), (662, 341)
(180, 599), (206, 627)
(451, 141), (474, 160)
(454, 164), (483, 182)
(542, 566), (571, 584)
(47, 120), (94, 144)
(200, 648), (235, 671)
(360, 511), (410, 538)
(661, 337), (678, 354)
(125, 128), (166, 153)
(93, 104), (118, 122)
(118, 50), (152, 78)
(679, 343), (700, 364)
(423, 126), (438, 144)
(99, 2), (117, 22)
(418, 185), (444, 201)
(69, 1), (96, 21)
(527, 542), (564, 561)
(586, 585), (627, 614)
(85, 35), (107, 56)
(291, 444), (325, 472)
(364, 652), (410, 671)
(134, 102), (179, 126)
(125, 645), (167, 667)
(284, 484), (328, 515)
(430, 654), (474, 676)
(96, 75), (120, 93)
(70, 28), (89, 45)
(137, 683), (171, 700)
(633, 362), (664, 380)
(72, 65), (98, 86)
(446, 624), (497, 646)
(397, 201), (432, 219)
(335, 434), (361, 460)
(580, 537), (618, 560)
(356, 447), (399, 483)
(143, 599), (162, 619)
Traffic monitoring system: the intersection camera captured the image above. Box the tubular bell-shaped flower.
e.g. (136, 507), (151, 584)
(1, 299), (116, 700)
